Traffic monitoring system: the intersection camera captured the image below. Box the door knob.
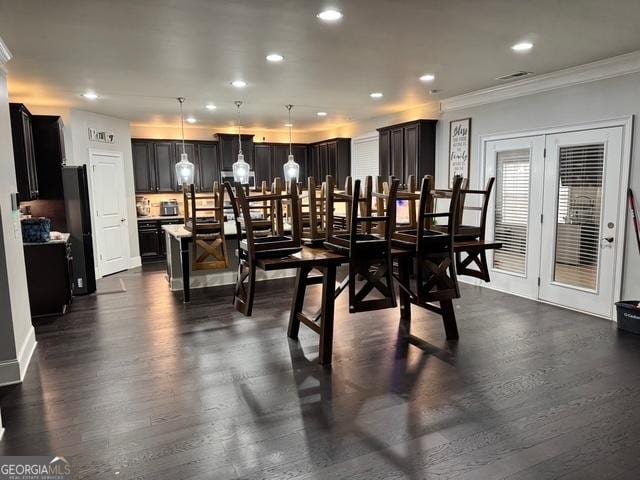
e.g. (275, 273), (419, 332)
(121, 218), (126, 222)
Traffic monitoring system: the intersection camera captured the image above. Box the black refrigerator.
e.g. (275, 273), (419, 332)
(62, 165), (97, 295)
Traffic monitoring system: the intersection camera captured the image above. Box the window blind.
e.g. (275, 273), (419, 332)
(351, 135), (379, 182)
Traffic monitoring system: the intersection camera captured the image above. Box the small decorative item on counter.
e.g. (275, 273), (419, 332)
(21, 217), (51, 243)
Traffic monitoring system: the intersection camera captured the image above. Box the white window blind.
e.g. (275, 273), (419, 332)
(351, 135), (379, 182)
(493, 148), (531, 274)
(553, 143), (604, 290)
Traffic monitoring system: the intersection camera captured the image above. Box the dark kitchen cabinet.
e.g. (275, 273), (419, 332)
(377, 119), (437, 185)
(174, 142), (197, 191)
(154, 142), (177, 192)
(197, 142), (219, 192)
(254, 143), (273, 186)
(10, 103), (39, 201)
(217, 133), (254, 171)
(23, 238), (73, 318)
(253, 143), (310, 187)
(309, 138), (350, 186)
(132, 141), (156, 193)
(31, 115), (66, 199)
(138, 220), (162, 261)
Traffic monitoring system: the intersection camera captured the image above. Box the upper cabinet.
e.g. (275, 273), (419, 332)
(254, 143), (310, 187)
(377, 120), (437, 185)
(131, 139), (219, 193)
(9, 103), (39, 201)
(31, 115), (66, 200)
(217, 133), (254, 172)
(308, 138), (350, 187)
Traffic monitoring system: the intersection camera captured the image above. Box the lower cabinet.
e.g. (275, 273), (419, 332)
(138, 219), (183, 262)
(23, 239), (74, 318)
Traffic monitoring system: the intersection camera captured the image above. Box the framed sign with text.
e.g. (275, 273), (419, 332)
(448, 118), (471, 187)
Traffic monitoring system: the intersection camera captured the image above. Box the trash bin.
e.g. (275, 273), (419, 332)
(616, 301), (640, 335)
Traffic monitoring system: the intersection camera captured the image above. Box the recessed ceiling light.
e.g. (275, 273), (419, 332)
(82, 91), (98, 100)
(429, 89), (441, 95)
(266, 53), (284, 62)
(317, 111), (328, 117)
(370, 92), (383, 99)
(186, 117), (197, 124)
(512, 42), (533, 52)
(317, 9), (343, 21)
(284, 123), (293, 127)
(231, 80), (247, 88)
(419, 74), (435, 82)
(205, 103), (217, 110)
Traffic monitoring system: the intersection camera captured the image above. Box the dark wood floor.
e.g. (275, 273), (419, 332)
(2, 265), (640, 479)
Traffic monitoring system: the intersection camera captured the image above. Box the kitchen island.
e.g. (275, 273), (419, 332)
(163, 223), (296, 302)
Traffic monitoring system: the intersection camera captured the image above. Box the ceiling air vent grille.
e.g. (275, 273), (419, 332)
(495, 71), (533, 81)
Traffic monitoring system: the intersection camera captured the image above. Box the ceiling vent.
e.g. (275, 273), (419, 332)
(495, 71), (533, 81)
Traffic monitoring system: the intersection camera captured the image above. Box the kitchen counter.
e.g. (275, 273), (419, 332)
(162, 221), (239, 239)
(137, 215), (183, 221)
(23, 232), (70, 246)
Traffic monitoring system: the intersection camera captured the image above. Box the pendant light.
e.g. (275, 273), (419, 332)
(283, 104), (299, 183)
(232, 100), (250, 184)
(174, 97), (195, 186)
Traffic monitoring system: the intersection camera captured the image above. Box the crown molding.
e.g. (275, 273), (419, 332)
(0, 37), (12, 65)
(440, 50), (640, 112)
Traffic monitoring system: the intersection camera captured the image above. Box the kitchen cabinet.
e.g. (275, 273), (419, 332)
(254, 143), (273, 186)
(217, 133), (254, 171)
(132, 141), (156, 193)
(132, 139), (220, 193)
(31, 115), (66, 199)
(23, 237), (73, 318)
(197, 142), (219, 192)
(253, 143), (310, 187)
(377, 119), (437, 185)
(9, 103), (39, 201)
(309, 138), (350, 186)
(154, 142), (177, 192)
(138, 218), (184, 262)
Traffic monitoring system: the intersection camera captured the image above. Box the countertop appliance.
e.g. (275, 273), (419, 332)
(160, 199), (179, 216)
(62, 165), (97, 295)
(136, 196), (151, 216)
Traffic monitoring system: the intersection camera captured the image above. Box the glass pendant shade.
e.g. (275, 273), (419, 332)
(283, 154), (299, 182)
(232, 152), (250, 184)
(175, 152), (195, 185)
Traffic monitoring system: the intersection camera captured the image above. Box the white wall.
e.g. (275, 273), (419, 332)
(68, 110), (140, 272)
(435, 73), (640, 300)
(0, 37), (36, 385)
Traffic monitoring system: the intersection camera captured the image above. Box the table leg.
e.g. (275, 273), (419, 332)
(318, 265), (337, 366)
(180, 237), (190, 303)
(287, 266), (311, 339)
(398, 256), (412, 338)
(440, 299), (459, 340)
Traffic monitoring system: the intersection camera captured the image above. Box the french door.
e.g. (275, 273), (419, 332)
(485, 126), (624, 318)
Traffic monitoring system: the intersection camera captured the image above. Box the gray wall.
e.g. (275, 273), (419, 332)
(68, 109), (140, 273)
(0, 46), (35, 384)
(435, 72), (640, 299)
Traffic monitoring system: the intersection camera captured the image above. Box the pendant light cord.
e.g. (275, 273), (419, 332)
(235, 101), (243, 155)
(286, 105), (293, 156)
(178, 97), (186, 155)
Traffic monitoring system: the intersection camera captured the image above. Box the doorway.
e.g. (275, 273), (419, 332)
(483, 121), (631, 318)
(88, 149), (130, 277)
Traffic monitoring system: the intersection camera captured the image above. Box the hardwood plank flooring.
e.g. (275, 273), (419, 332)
(1, 264), (640, 479)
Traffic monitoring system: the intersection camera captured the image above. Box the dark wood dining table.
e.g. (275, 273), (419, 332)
(256, 241), (501, 365)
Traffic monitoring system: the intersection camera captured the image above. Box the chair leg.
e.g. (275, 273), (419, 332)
(479, 250), (490, 282)
(245, 262), (257, 317)
(233, 259), (256, 316)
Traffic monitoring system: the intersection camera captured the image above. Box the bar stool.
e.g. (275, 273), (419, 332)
(183, 183), (229, 271)
(325, 175), (400, 313)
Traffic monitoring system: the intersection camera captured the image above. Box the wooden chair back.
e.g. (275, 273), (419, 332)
(183, 183), (229, 270)
(235, 180), (302, 259)
(300, 176), (327, 244)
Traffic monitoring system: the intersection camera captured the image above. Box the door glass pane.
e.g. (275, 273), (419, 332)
(553, 143), (604, 290)
(493, 149), (530, 274)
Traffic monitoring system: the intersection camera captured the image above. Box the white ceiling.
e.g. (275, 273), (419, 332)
(2, 0), (640, 132)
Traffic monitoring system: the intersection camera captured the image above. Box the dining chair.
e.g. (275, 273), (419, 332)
(325, 175), (400, 313)
(230, 180), (302, 316)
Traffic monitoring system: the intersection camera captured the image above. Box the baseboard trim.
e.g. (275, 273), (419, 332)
(0, 326), (37, 386)
(129, 256), (142, 269)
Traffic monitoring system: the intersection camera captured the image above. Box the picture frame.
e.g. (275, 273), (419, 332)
(448, 118), (471, 188)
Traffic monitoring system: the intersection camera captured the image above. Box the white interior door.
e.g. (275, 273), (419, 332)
(539, 127), (623, 317)
(485, 136), (545, 299)
(90, 150), (130, 276)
